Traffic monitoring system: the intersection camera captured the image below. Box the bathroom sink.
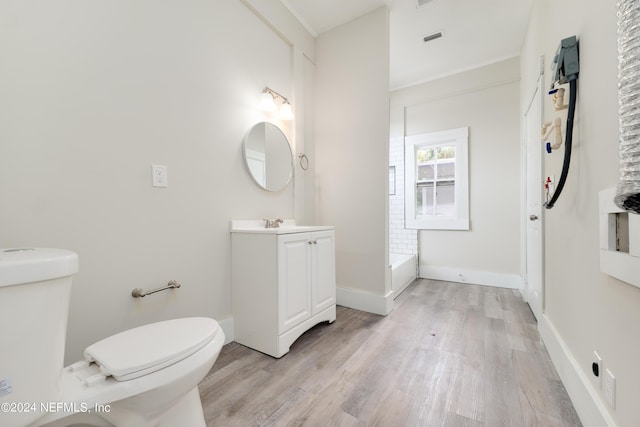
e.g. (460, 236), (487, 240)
(230, 220), (334, 234)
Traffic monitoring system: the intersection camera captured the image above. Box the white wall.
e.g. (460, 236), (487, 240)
(315, 7), (391, 312)
(0, 0), (314, 363)
(521, 1), (640, 426)
(391, 58), (522, 288)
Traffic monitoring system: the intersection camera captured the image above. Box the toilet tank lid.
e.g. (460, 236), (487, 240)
(84, 317), (219, 381)
(0, 248), (79, 287)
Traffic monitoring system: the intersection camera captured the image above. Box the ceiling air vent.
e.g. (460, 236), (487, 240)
(423, 31), (443, 43)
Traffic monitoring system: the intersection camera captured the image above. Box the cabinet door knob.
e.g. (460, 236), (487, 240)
(308, 241), (313, 245)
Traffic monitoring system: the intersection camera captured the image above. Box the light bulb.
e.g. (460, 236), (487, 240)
(260, 91), (276, 112)
(279, 100), (293, 120)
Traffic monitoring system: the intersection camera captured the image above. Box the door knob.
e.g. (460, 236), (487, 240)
(529, 214), (539, 221)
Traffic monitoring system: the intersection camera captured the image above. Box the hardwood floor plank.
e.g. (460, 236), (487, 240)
(445, 354), (484, 423)
(254, 385), (309, 426)
(483, 288), (504, 320)
(483, 317), (525, 427)
(199, 279), (582, 427)
(548, 377), (583, 425)
(444, 411), (485, 427)
(367, 389), (411, 427)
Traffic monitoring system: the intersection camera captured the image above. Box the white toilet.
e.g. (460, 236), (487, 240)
(0, 248), (225, 427)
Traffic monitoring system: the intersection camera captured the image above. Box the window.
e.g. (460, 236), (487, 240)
(405, 127), (469, 230)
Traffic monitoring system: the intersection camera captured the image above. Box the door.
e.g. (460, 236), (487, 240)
(278, 233), (312, 333)
(311, 230), (336, 313)
(525, 71), (544, 320)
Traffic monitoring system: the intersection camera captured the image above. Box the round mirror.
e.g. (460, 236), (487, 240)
(242, 122), (293, 192)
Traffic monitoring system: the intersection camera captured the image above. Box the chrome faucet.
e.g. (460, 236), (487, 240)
(264, 218), (284, 228)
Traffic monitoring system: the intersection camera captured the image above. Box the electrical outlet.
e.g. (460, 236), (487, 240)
(152, 165), (168, 188)
(592, 351), (602, 389)
(603, 368), (616, 408)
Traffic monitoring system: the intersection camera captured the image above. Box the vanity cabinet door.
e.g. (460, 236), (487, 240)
(311, 230), (336, 314)
(277, 233), (312, 333)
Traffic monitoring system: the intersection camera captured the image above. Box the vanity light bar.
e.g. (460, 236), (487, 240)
(263, 87), (289, 103)
(261, 86), (293, 121)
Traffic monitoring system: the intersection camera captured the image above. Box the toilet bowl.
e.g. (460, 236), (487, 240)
(0, 248), (224, 427)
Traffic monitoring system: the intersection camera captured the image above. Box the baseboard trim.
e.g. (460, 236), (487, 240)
(538, 314), (616, 427)
(336, 286), (394, 316)
(420, 265), (522, 289)
(217, 316), (235, 344)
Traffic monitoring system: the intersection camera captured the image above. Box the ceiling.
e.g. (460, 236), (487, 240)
(281, 0), (534, 90)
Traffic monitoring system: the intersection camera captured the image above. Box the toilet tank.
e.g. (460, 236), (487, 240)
(0, 248), (78, 427)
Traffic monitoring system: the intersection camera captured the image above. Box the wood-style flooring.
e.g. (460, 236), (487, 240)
(199, 279), (582, 426)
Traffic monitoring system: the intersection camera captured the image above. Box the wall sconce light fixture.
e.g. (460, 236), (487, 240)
(260, 87), (293, 121)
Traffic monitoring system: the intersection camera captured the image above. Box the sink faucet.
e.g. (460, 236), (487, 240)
(264, 218), (284, 228)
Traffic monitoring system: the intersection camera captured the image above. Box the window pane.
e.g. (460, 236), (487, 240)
(417, 147), (435, 163)
(416, 183), (433, 216)
(437, 160), (455, 179)
(418, 163), (434, 180)
(438, 145), (455, 159)
(436, 181), (455, 216)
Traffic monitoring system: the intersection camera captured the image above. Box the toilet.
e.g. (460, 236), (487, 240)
(0, 248), (225, 427)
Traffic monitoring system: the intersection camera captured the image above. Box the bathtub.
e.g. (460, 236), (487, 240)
(390, 253), (417, 298)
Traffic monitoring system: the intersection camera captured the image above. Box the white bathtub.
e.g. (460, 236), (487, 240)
(390, 253), (417, 298)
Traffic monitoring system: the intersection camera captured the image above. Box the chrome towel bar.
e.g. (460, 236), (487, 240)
(131, 280), (181, 298)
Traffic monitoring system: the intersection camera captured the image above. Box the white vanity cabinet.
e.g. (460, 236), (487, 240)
(231, 222), (336, 358)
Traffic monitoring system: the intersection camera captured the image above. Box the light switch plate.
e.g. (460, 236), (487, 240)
(152, 165), (168, 188)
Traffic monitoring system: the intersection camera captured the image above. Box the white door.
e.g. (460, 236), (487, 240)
(278, 233), (312, 333)
(525, 73), (544, 320)
(311, 230), (336, 313)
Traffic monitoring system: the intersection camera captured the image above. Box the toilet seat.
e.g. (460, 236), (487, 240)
(84, 317), (218, 381)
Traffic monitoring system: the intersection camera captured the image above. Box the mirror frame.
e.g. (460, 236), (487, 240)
(242, 122), (293, 192)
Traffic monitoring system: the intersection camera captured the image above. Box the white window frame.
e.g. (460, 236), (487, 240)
(405, 127), (469, 230)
